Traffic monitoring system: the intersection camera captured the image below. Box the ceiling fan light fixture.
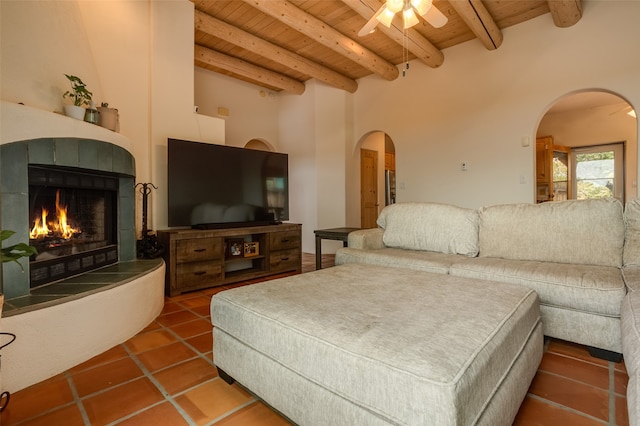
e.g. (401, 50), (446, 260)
(377, 6), (395, 27)
(410, 0), (433, 16)
(386, 0), (405, 14)
(403, 6), (419, 29)
(424, 5), (448, 28)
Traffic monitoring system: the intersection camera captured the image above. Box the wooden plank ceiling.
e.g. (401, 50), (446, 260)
(193, 0), (582, 94)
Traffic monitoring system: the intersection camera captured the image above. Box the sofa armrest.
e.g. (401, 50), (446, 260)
(348, 228), (385, 250)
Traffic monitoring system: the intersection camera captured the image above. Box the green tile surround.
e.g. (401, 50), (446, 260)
(0, 138), (137, 300)
(1, 258), (163, 317)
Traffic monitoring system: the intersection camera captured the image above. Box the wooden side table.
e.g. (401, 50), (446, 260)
(314, 227), (360, 270)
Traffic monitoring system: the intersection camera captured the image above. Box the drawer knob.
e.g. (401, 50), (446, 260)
(281, 257), (289, 261)
(194, 248), (206, 253)
(194, 271), (207, 276)
(281, 239), (290, 243)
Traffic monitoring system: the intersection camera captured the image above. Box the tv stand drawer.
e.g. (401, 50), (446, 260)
(176, 237), (222, 262)
(270, 249), (300, 272)
(177, 261), (223, 287)
(270, 231), (301, 251)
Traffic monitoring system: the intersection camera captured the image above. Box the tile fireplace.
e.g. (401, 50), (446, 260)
(0, 137), (136, 298)
(0, 102), (165, 396)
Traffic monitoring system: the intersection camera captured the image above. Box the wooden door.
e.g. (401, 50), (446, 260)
(361, 149), (378, 228)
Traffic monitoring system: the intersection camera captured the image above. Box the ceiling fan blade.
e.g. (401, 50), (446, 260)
(358, 5), (385, 37)
(609, 105), (633, 116)
(423, 5), (448, 28)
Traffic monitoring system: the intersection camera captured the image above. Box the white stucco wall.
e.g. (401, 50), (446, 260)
(195, 68), (280, 149)
(348, 0), (640, 211)
(0, 0), (225, 235)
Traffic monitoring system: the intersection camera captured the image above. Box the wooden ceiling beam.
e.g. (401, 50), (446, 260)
(195, 45), (306, 94)
(195, 10), (358, 93)
(243, 0), (399, 81)
(449, 0), (503, 50)
(547, 0), (582, 28)
(342, 0), (444, 68)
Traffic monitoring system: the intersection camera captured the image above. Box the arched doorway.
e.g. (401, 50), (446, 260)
(244, 138), (273, 151)
(535, 90), (637, 204)
(358, 132), (396, 228)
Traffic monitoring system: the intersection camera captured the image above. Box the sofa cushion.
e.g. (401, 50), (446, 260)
(335, 247), (459, 275)
(625, 199), (640, 267)
(377, 202), (479, 257)
(478, 199), (624, 267)
(450, 257), (626, 317)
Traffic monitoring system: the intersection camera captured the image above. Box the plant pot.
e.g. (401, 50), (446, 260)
(97, 107), (119, 132)
(63, 105), (86, 121)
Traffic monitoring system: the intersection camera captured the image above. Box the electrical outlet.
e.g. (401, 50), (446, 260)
(461, 162), (468, 171)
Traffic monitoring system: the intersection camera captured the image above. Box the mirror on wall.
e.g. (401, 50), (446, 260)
(536, 91), (637, 204)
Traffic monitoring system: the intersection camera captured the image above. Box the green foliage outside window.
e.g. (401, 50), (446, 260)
(575, 152), (615, 199)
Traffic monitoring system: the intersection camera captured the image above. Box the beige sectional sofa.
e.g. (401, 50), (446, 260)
(336, 198), (632, 357)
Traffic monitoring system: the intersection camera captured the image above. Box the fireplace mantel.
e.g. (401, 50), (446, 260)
(0, 101), (131, 150)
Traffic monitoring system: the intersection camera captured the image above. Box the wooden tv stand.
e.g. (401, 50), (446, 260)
(158, 223), (302, 297)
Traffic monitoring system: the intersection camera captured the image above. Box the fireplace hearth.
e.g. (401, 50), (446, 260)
(28, 166), (119, 288)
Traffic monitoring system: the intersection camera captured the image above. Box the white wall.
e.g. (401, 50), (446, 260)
(312, 81), (348, 253)
(348, 0), (640, 212)
(195, 68), (279, 148)
(149, 1), (225, 231)
(0, 0), (225, 234)
(0, 1), (103, 111)
(278, 88), (318, 252)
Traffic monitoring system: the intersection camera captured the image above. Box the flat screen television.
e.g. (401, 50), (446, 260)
(167, 139), (289, 229)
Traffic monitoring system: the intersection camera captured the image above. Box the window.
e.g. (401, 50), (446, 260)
(571, 143), (624, 203)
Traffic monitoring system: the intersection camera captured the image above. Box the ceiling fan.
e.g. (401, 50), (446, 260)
(358, 0), (448, 37)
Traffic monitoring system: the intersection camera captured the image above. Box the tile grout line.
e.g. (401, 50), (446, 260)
(163, 293), (267, 425)
(609, 361), (617, 426)
(62, 298), (215, 425)
(64, 370), (92, 425)
(203, 399), (259, 426)
(525, 393), (609, 424)
(116, 341), (199, 426)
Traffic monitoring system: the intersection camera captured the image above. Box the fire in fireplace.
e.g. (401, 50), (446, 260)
(30, 189), (82, 240)
(28, 166), (119, 288)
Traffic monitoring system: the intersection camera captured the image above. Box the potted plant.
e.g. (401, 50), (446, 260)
(1, 230), (37, 271)
(62, 74), (93, 120)
(97, 102), (119, 132)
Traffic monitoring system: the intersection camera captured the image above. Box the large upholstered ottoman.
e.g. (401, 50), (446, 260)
(211, 263), (542, 425)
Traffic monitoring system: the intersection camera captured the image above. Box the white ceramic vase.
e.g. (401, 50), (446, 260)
(63, 104), (86, 121)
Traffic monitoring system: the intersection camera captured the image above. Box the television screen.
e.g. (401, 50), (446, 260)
(167, 139), (289, 228)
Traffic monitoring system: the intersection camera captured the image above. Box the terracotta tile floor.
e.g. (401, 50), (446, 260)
(1, 254), (630, 425)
